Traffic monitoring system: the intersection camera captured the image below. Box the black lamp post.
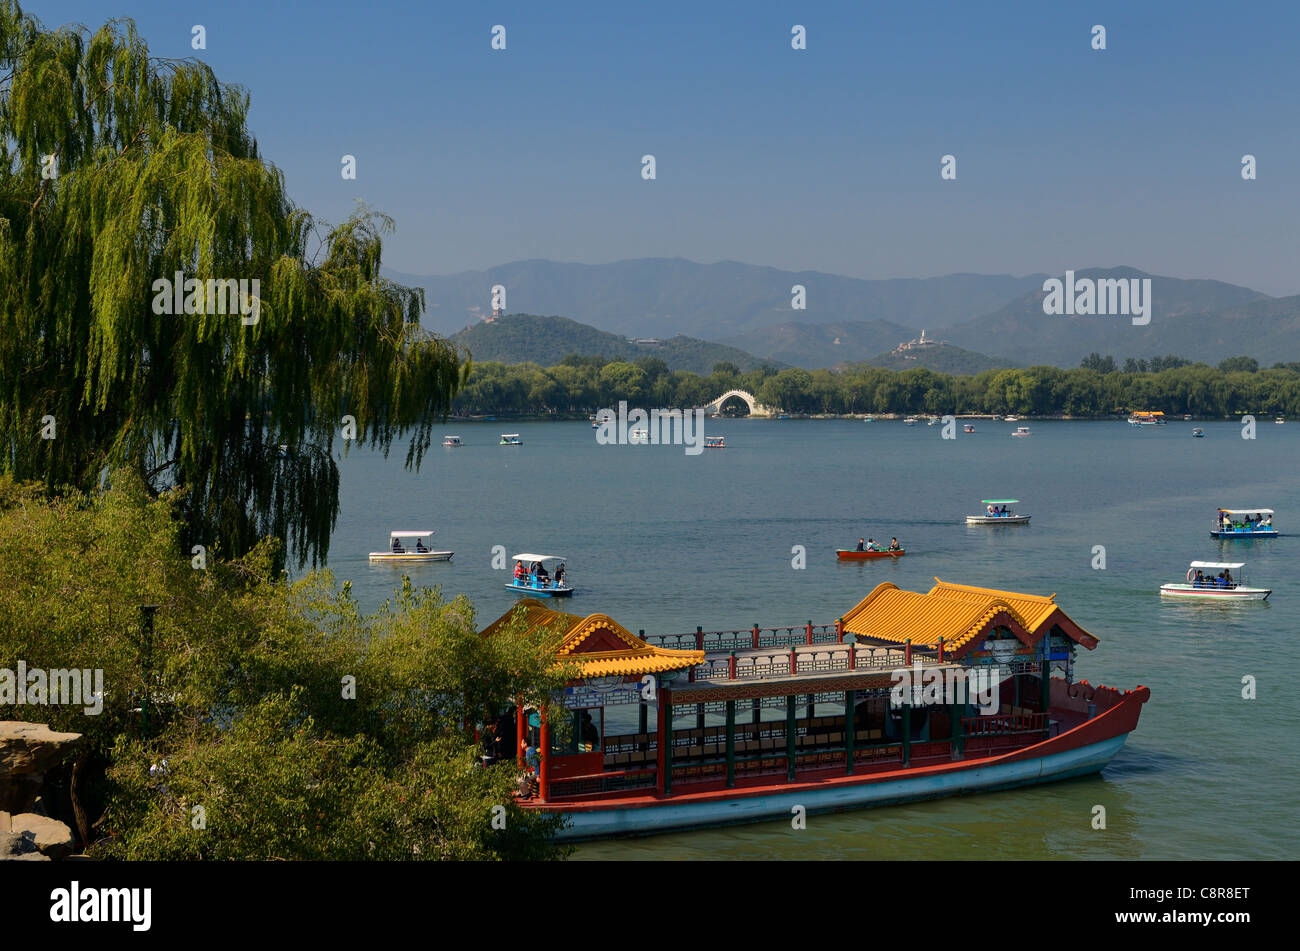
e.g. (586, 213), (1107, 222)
(139, 605), (158, 739)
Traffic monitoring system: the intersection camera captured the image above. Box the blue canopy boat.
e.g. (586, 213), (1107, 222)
(1210, 508), (1277, 539)
(507, 553), (574, 597)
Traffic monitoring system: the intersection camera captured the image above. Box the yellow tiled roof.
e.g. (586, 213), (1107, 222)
(480, 600), (703, 678)
(840, 579), (1095, 655)
(925, 579), (1062, 632)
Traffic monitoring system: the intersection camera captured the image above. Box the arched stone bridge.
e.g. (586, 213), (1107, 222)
(700, 389), (774, 417)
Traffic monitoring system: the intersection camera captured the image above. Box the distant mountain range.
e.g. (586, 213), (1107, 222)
(392, 260), (1299, 370)
(448, 314), (782, 374)
(720, 319), (915, 369)
(941, 268), (1273, 366)
(389, 259), (1047, 338)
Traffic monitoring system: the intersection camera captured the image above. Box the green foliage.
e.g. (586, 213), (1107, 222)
(451, 355), (1300, 418)
(98, 693), (566, 861)
(1217, 356), (1259, 374)
(0, 473), (571, 860)
(0, 3), (463, 568)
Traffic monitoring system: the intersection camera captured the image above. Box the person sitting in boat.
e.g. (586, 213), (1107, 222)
(391, 536), (404, 553)
(415, 538), (428, 553)
(514, 561), (525, 581)
(535, 562), (550, 586)
(856, 538), (865, 551)
(1193, 569), (1205, 588)
(987, 504), (996, 516)
(865, 538), (877, 551)
(554, 563), (566, 586)
(1224, 569), (1234, 587)
(888, 537), (901, 551)
(999, 505), (1009, 516)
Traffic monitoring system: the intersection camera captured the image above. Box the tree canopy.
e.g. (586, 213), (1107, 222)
(0, 2), (465, 567)
(0, 472), (572, 859)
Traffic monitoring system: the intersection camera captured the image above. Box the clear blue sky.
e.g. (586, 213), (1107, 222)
(34, 0), (1300, 295)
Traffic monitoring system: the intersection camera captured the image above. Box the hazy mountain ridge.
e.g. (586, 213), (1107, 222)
(941, 267), (1276, 365)
(862, 344), (1021, 375)
(389, 259), (1049, 338)
(720, 319), (915, 369)
(448, 314), (782, 374)
(397, 260), (1290, 369)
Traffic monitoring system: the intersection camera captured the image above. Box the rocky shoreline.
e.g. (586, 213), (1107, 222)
(0, 721), (84, 861)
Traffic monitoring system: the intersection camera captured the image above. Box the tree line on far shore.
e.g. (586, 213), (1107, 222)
(451, 352), (1300, 418)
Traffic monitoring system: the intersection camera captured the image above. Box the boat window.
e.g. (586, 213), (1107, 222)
(551, 707), (603, 755)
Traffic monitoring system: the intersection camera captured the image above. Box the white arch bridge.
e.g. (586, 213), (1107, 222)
(699, 389), (774, 417)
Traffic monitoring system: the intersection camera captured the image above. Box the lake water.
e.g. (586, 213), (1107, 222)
(326, 418), (1300, 860)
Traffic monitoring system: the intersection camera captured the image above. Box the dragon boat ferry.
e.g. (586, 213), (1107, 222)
(483, 580), (1149, 841)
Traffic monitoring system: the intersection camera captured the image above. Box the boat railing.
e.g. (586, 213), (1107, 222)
(962, 711), (1045, 736)
(688, 645), (940, 683)
(645, 623), (841, 653)
(547, 767), (657, 800)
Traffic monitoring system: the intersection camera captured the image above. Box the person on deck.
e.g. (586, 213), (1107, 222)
(555, 563), (566, 586)
(415, 538), (428, 553)
(1224, 569), (1234, 587)
(514, 561), (525, 582)
(536, 562), (550, 585)
(391, 536), (404, 553)
(888, 537), (901, 551)
(856, 538), (865, 551)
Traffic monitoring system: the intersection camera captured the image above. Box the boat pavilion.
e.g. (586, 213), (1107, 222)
(481, 580), (1102, 803)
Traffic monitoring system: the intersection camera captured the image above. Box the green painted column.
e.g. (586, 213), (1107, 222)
(844, 689), (856, 774)
(1041, 637), (1052, 739)
(664, 696), (673, 795)
(901, 701), (911, 767)
(725, 700), (736, 788)
(786, 694), (797, 781)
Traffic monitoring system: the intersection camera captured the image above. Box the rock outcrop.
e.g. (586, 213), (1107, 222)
(8, 812), (76, 860)
(0, 828), (50, 861)
(0, 721), (83, 814)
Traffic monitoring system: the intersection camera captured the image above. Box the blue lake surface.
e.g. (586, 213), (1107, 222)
(324, 418), (1300, 859)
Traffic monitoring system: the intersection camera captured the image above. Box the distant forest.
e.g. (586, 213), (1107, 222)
(451, 352), (1300, 417)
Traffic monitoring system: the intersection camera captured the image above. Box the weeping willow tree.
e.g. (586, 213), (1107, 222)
(0, 2), (466, 567)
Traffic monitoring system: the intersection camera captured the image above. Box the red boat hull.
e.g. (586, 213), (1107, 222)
(525, 680), (1148, 840)
(837, 549), (905, 559)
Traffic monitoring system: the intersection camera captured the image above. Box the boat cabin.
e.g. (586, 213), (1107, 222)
(508, 554), (574, 597)
(368, 530), (453, 562)
(1128, 411), (1166, 426)
(480, 580), (1147, 839)
(1212, 508), (1276, 538)
(500, 433), (523, 446)
(967, 499), (1030, 524)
